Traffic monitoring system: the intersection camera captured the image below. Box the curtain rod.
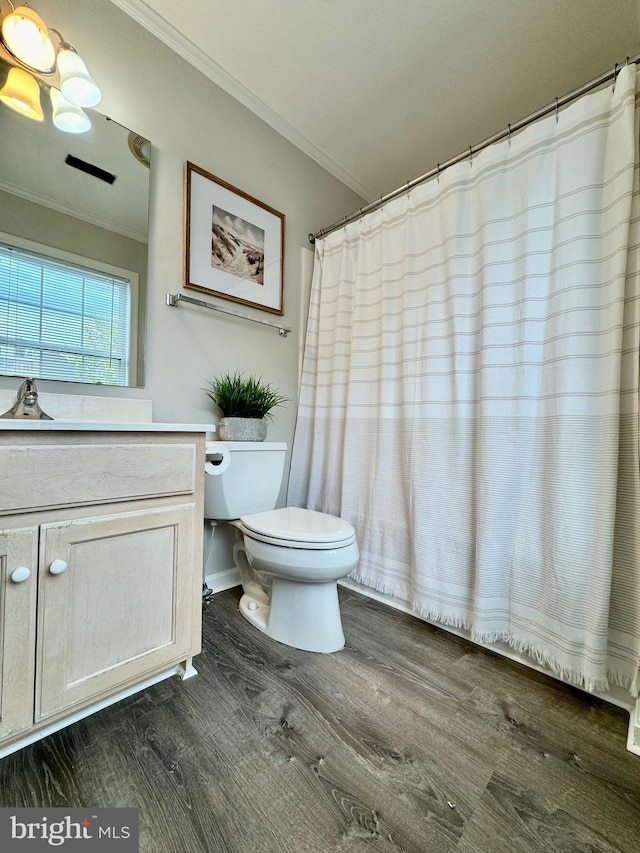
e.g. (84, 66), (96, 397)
(310, 52), (640, 244)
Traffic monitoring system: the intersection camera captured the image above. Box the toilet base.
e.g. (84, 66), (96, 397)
(239, 577), (345, 653)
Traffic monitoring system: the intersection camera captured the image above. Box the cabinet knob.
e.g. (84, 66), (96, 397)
(49, 559), (68, 575)
(10, 566), (31, 583)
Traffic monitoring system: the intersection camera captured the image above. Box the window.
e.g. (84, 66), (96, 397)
(0, 237), (138, 386)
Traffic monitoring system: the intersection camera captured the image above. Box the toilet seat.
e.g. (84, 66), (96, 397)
(240, 507), (356, 550)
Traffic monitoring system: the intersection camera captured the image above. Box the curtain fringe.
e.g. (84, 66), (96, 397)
(351, 571), (638, 698)
(296, 66), (640, 709)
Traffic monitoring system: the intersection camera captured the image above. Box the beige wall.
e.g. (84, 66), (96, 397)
(0, 0), (365, 584)
(0, 0), (364, 440)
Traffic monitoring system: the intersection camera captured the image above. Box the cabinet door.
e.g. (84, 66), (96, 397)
(0, 527), (38, 741)
(35, 504), (197, 723)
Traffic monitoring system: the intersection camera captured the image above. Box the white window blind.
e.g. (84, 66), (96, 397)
(0, 242), (132, 386)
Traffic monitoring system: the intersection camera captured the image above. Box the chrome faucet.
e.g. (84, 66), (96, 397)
(0, 378), (53, 420)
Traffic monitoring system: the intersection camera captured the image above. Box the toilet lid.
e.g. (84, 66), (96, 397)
(240, 507), (356, 547)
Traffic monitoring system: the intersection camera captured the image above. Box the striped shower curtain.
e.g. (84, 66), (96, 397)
(288, 64), (640, 695)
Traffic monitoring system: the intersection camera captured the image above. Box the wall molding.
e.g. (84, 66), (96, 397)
(107, 0), (374, 202)
(0, 179), (147, 243)
(205, 568), (240, 595)
(339, 576), (639, 754)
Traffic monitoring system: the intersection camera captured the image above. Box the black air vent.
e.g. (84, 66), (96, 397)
(65, 154), (116, 184)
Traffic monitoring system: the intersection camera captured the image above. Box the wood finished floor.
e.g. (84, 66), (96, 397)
(1, 588), (639, 852)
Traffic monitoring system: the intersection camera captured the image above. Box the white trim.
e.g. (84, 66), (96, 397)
(106, 0), (374, 202)
(628, 697), (640, 756)
(0, 178), (148, 243)
(0, 666), (185, 760)
(177, 658), (198, 680)
(205, 568), (241, 594)
(338, 577), (638, 753)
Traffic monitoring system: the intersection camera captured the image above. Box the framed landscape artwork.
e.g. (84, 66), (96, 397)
(184, 162), (285, 315)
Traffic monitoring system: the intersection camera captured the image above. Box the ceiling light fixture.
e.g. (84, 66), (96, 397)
(1, 4), (55, 72)
(56, 41), (100, 108)
(50, 86), (90, 133)
(0, 64), (42, 119)
(0, 2), (101, 131)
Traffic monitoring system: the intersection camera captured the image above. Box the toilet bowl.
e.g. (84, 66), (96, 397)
(204, 442), (359, 653)
(234, 507), (359, 652)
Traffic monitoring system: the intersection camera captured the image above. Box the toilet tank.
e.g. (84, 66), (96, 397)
(204, 441), (287, 520)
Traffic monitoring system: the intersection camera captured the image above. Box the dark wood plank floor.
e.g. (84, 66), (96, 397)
(1, 588), (639, 852)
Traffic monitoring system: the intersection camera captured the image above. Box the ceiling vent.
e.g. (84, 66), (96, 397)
(128, 132), (150, 168)
(64, 154), (116, 184)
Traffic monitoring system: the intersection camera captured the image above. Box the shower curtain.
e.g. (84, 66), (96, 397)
(289, 64), (640, 695)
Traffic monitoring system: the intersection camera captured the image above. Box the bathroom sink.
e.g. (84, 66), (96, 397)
(0, 388), (215, 432)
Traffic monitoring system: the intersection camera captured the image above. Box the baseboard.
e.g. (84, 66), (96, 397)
(338, 577), (636, 720)
(205, 568), (241, 594)
(202, 572), (639, 754)
(628, 697), (640, 756)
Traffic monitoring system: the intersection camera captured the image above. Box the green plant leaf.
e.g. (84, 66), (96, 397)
(203, 371), (289, 419)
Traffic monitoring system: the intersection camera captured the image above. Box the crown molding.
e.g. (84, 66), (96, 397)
(0, 179), (147, 243)
(107, 0), (374, 202)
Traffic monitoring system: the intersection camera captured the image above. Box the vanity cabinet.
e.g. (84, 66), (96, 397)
(0, 526), (38, 741)
(0, 429), (205, 755)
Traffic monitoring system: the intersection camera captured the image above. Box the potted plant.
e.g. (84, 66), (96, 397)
(204, 371), (289, 441)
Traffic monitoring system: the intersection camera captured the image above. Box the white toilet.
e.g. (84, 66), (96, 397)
(204, 441), (359, 653)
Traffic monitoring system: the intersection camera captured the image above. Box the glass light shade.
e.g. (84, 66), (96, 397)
(1, 5), (56, 72)
(57, 46), (101, 108)
(50, 87), (91, 133)
(0, 66), (43, 120)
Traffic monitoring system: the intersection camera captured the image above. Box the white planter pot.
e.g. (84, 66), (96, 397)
(218, 417), (267, 442)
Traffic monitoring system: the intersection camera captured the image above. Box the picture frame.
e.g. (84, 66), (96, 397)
(184, 162), (285, 315)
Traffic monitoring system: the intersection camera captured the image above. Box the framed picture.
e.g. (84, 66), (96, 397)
(184, 162), (285, 315)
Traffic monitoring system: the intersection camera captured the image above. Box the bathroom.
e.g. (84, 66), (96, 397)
(1, 1), (640, 851)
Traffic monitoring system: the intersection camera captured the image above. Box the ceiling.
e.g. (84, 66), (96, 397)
(0, 60), (150, 242)
(109, 0), (640, 203)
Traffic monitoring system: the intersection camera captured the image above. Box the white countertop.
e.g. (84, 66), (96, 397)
(0, 421), (217, 433)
